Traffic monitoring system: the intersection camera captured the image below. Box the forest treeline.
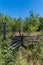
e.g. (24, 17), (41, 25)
(0, 10), (43, 34)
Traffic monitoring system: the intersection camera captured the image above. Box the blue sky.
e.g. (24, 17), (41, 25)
(0, 0), (43, 18)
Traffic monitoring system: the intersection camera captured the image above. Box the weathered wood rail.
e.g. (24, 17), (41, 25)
(10, 35), (43, 50)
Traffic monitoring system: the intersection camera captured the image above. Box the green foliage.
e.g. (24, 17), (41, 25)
(0, 36), (43, 65)
(0, 11), (43, 33)
(23, 11), (40, 32)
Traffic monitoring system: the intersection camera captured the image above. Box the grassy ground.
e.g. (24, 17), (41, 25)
(0, 32), (43, 65)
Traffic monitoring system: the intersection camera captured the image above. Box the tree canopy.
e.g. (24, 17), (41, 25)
(0, 10), (43, 34)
